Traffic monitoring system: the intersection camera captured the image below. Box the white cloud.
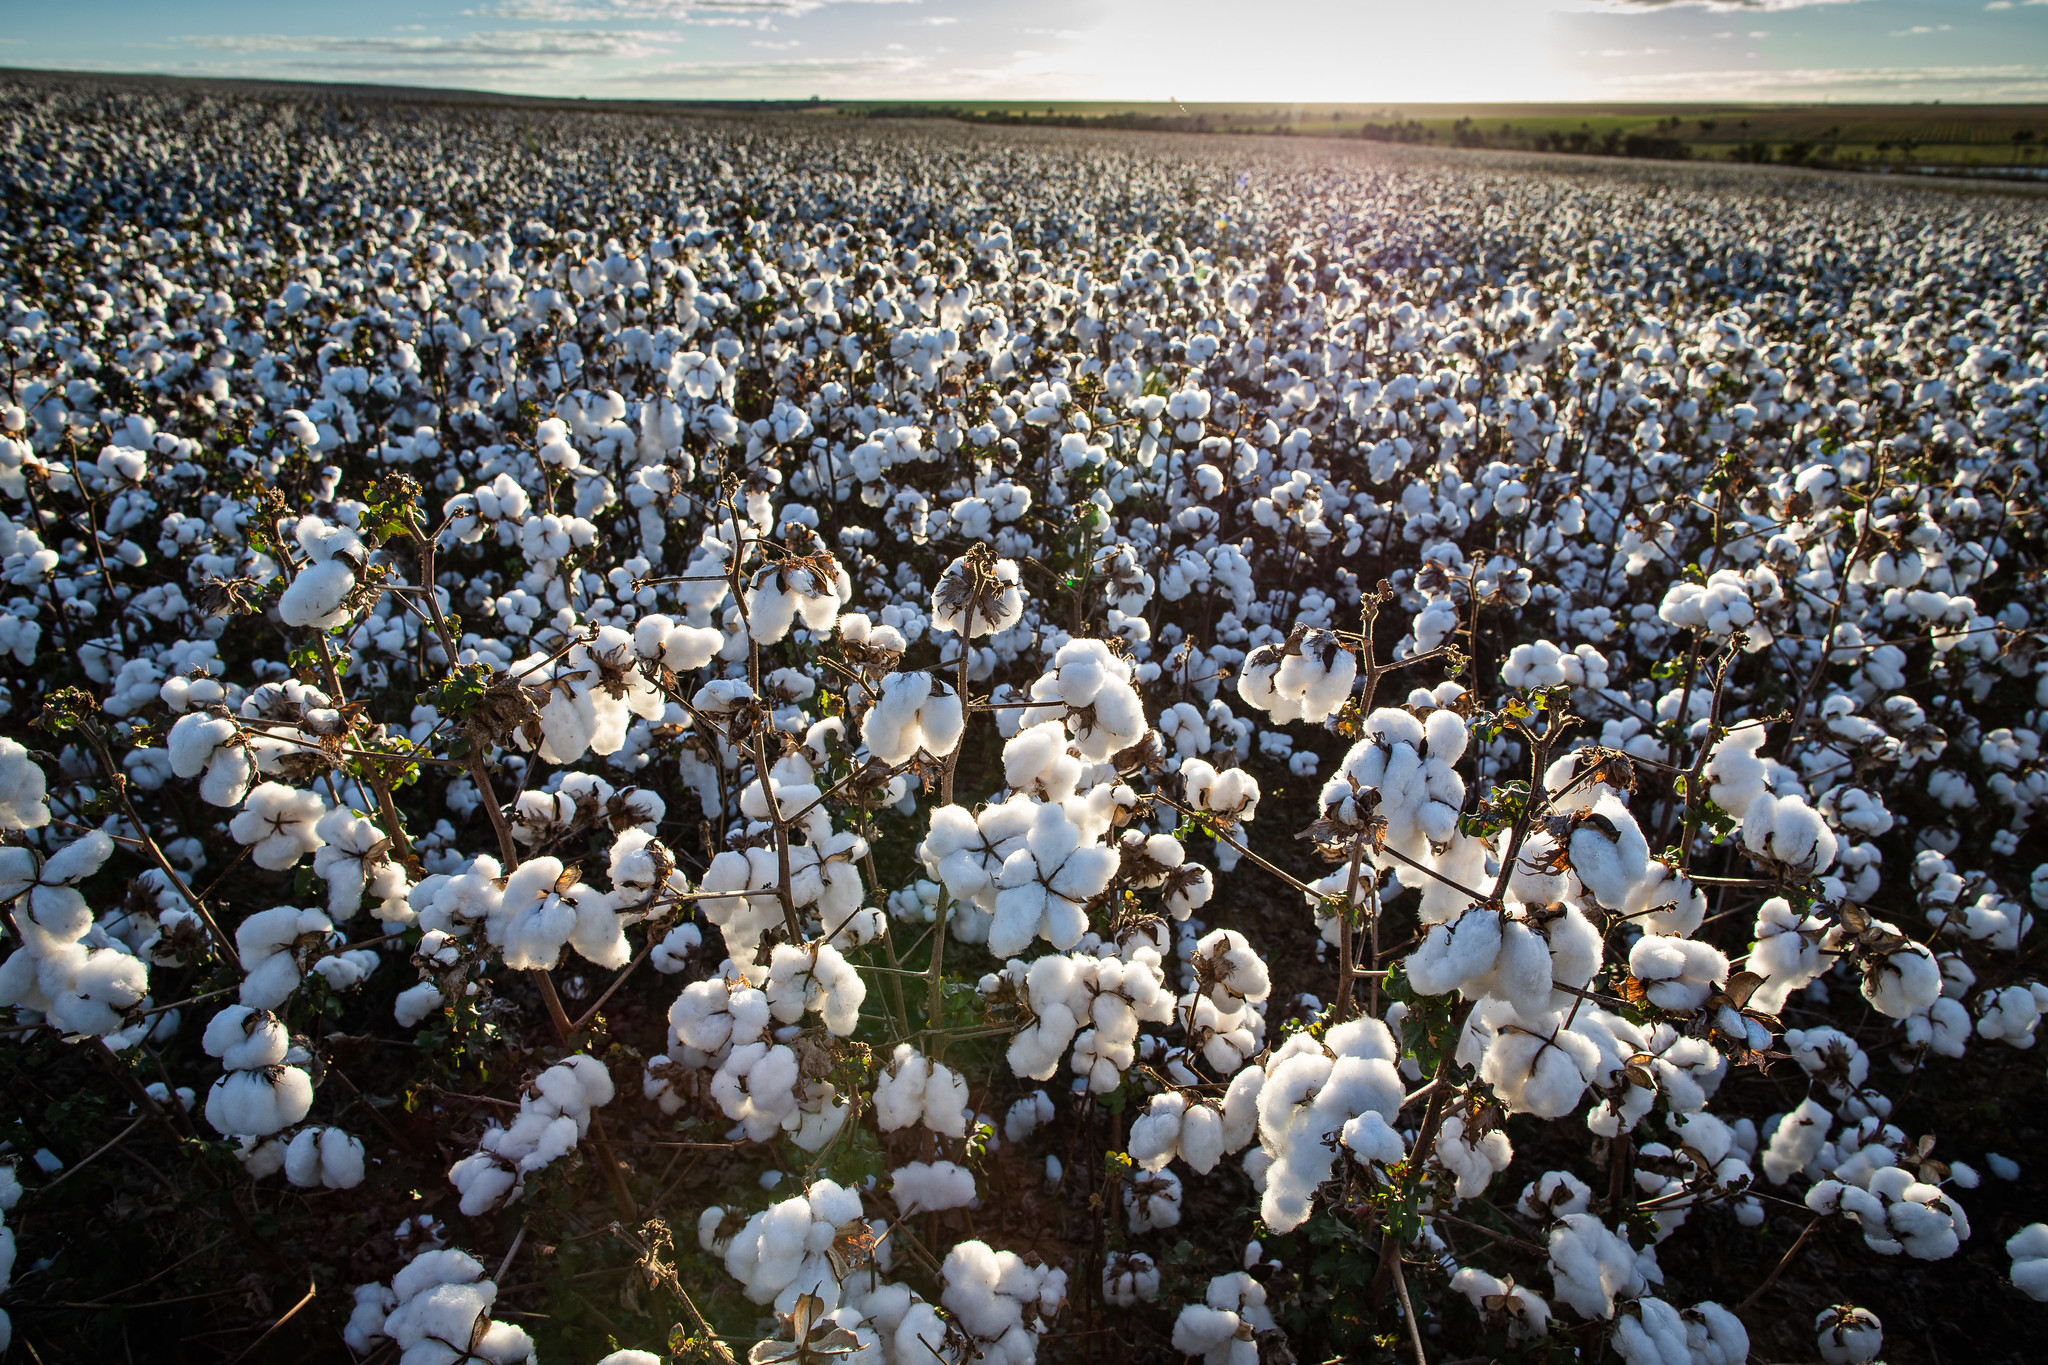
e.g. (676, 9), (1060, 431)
(1598, 0), (1867, 9)
(1891, 23), (1954, 34)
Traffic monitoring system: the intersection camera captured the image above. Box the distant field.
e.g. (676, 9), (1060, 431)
(838, 100), (2048, 178)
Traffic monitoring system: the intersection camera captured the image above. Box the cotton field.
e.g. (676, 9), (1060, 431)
(1, 74), (2046, 1363)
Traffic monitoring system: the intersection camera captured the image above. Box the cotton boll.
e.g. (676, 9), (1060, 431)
(1816, 1305), (1883, 1364)
(0, 738), (50, 830)
(204, 1065), (314, 1137)
(931, 552), (1025, 637)
(203, 1004), (290, 1070)
(863, 671), (965, 766)
(1748, 896), (1827, 1013)
(1627, 934), (1728, 1014)
(284, 1126), (366, 1189)
(1102, 1251), (1160, 1307)
(889, 1160), (976, 1216)
(1123, 1168), (1183, 1232)
(1547, 1212), (1648, 1320)
(1450, 1266), (1550, 1341)
(229, 783), (328, 870)
(1761, 1098), (1831, 1183)
(2008, 1224), (2048, 1300)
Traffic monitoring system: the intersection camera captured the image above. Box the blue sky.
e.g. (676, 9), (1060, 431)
(6, 0), (2047, 103)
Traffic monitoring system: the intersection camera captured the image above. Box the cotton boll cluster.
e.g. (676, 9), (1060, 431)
(1001, 939), (1173, 1091)
(202, 1005), (314, 1138)
(1236, 627), (1357, 723)
(0, 830), (152, 1038)
(1253, 1017), (1406, 1232)
(862, 671), (966, 766)
(446, 1054), (615, 1215)
(937, 1238), (1067, 1365)
(1171, 1272), (1279, 1365)
(1807, 1165), (1972, 1259)
(346, 1248), (534, 1363)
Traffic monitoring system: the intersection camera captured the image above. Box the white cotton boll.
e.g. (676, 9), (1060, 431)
(344, 1281), (398, 1354)
(203, 1004), (290, 1070)
(1702, 721), (1770, 820)
(1547, 1212), (1647, 1320)
(167, 712), (253, 807)
(0, 737), (50, 830)
(1748, 896), (1827, 1013)
(1568, 795), (1651, 911)
(2008, 1224), (2048, 1300)
(862, 671), (965, 765)
(229, 783), (328, 871)
(1480, 1008), (1598, 1118)
(1762, 1098), (1831, 1183)
(236, 905), (334, 1009)
(1450, 1266), (1551, 1341)
(277, 558), (357, 630)
(1128, 1091), (1187, 1172)
(931, 554), (1025, 637)
(1684, 1300), (1748, 1365)
(1740, 791), (1837, 877)
(1005, 1090), (1055, 1143)
(1103, 1252), (1160, 1308)
(1124, 1168), (1183, 1232)
(1816, 1305), (1883, 1364)
(284, 1126), (366, 1189)
(394, 981), (444, 1027)
(1407, 905), (1503, 998)
(204, 1065), (314, 1137)
(1627, 934), (1728, 1013)
(1854, 934), (1941, 1019)
(1435, 1112), (1513, 1200)
(890, 1160), (976, 1215)
(1612, 1297), (1689, 1365)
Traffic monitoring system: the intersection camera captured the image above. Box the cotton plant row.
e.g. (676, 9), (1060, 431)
(0, 78), (2044, 1364)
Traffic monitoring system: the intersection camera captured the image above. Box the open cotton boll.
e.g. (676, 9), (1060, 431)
(205, 1065), (315, 1137)
(1124, 1167), (1183, 1231)
(0, 737), (50, 830)
(1435, 1111), (1514, 1200)
(166, 711), (253, 807)
(930, 552), (1025, 637)
(371, 1246), (534, 1364)
(229, 783), (328, 870)
(1702, 720), (1771, 820)
(1740, 791), (1838, 877)
(1761, 1098), (1832, 1183)
(236, 905), (334, 1009)
(203, 1004), (290, 1070)
(1627, 934), (1728, 1014)
(989, 801), (1117, 959)
(862, 671), (965, 766)
(873, 1043), (971, 1137)
(1566, 795), (1651, 911)
(446, 1055), (614, 1216)
(1547, 1212), (1650, 1319)
(2007, 1224), (2048, 1300)
(1816, 1305), (1883, 1364)
(1477, 1004), (1601, 1118)
(1807, 1165), (1972, 1259)
(1748, 896), (1828, 1013)
(890, 1160), (976, 1216)
(939, 1238), (1067, 1360)
(1254, 1017), (1405, 1232)
(394, 981), (444, 1027)
(763, 942), (868, 1036)
(1450, 1267), (1551, 1341)
(1612, 1296), (1690, 1365)
(283, 1126), (366, 1189)
(1102, 1251), (1161, 1307)
(1171, 1273), (1277, 1365)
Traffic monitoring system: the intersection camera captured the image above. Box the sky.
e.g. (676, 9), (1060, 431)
(6, 0), (2048, 104)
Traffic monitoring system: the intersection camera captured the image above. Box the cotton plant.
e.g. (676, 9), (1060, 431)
(4, 79), (2048, 1365)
